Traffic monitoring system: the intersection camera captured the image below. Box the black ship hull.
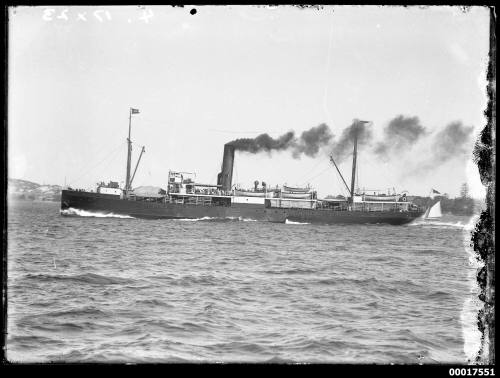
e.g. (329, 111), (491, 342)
(61, 190), (423, 225)
(61, 190), (286, 222)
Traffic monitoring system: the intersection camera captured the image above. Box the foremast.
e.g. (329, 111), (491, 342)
(125, 107), (141, 194)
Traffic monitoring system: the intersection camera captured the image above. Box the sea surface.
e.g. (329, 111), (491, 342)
(6, 200), (483, 363)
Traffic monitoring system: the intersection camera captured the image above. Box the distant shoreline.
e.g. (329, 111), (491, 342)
(8, 197), (60, 203)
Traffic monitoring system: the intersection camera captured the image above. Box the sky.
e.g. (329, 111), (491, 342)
(8, 5), (491, 198)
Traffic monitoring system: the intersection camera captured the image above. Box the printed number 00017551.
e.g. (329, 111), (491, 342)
(449, 369), (495, 376)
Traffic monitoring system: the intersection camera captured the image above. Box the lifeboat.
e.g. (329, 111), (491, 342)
(283, 185), (311, 193)
(234, 189), (267, 197)
(281, 192), (313, 199)
(363, 195), (399, 202)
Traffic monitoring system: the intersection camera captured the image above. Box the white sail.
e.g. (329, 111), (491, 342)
(426, 201), (442, 218)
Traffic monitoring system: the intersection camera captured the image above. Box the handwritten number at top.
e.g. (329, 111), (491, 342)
(42, 8), (151, 23)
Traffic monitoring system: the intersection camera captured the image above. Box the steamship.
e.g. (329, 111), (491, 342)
(60, 110), (424, 225)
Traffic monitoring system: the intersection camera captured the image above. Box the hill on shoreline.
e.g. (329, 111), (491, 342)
(8, 178), (62, 202)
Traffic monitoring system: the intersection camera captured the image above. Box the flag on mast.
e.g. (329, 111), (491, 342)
(430, 188), (441, 199)
(131, 108), (140, 114)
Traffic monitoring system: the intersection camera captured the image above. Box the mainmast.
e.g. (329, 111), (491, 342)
(350, 121), (358, 203)
(349, 120), (370, 204)
(125, 108), (140, 192)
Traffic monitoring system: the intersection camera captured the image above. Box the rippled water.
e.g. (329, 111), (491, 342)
(7, 201), (481, 363)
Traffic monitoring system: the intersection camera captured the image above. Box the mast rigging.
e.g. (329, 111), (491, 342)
(329, 155), (351, 196)
(129, 146), (146, 189)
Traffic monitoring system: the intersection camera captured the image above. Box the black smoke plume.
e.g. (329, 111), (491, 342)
(431, 121), (474, 162)
(292, 123), (334, 158)
(228, 121), (372, 162)
(406, 120), (475, 176)
(228, 123), (333, 159)
(330, 120), (373, 162)
(228, 131), (296, 153)
(374, 115), (427, 158)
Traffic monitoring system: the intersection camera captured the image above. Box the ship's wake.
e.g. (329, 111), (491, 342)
(175, 216), (258, 222)
(60, 208), (134, 219)
(231, 216), (258, 222)
(407, 219), (474, 230)
(285, 219), (310, 225)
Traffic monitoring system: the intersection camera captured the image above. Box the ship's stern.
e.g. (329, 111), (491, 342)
(60, 189), (72, 210)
